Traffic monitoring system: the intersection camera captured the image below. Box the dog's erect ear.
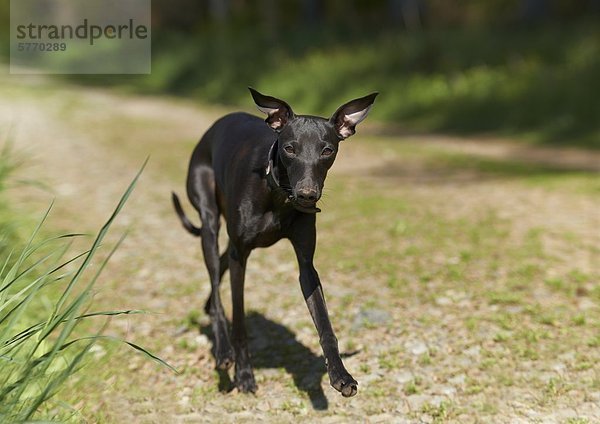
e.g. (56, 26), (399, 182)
(249, 87), (295, 131)
(330, 93), (378, 139)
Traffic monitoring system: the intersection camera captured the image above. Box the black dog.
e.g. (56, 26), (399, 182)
(172, 88), (377, 397)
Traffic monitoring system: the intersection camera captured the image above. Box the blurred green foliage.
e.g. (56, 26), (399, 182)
(1, 2), (598, 146)
(76, 22), (598, 147)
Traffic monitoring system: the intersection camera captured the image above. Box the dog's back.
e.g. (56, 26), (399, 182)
(186, 112), (275, 217)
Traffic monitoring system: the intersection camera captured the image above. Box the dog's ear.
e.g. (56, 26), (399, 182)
(330, 93), (378, 139)
(249, 87), (294, 131)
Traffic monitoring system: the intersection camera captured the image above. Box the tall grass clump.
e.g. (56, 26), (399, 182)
(0, 158), (173, 422)
(0, 143), (21, 262)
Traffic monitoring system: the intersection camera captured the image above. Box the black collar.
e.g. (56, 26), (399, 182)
(265, 139), (287, 194)
(265, 139), (321, 214)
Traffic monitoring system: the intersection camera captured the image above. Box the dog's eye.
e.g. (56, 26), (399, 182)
(321, 147), (334, 157)
(284, 145), (295, 154)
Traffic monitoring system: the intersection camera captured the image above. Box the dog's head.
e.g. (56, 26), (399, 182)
(250, 88), (378, 212)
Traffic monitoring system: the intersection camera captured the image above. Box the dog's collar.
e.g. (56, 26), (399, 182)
(265, 139), (285, 194)
(265, 139), (321, 214)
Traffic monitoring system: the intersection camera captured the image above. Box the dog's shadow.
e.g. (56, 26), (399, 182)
(200, 311), (330, 410)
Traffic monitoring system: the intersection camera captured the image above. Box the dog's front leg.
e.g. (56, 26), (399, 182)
(229, 244), (257, 393)
(290, 215), (358, 397)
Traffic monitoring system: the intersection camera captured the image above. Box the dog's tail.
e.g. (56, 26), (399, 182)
(171, 192), (202, 237)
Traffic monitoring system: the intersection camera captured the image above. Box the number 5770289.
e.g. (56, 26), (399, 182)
(17, 42), (67, 52)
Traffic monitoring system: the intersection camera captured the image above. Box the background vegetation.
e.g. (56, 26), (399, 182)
(2, 0), (596, 146)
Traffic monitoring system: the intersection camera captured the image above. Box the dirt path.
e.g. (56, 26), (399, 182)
(1, 74), (598, 423)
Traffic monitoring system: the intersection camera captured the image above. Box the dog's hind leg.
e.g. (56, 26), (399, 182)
(189, 165), (234, 370)
(203, 241), (231, 315)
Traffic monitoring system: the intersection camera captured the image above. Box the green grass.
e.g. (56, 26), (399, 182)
(0, 156), (173, 421)
(361, 135), (600, 195)
(0, 143), (22, 266)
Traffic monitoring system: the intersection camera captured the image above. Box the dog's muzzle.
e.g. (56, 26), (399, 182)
(265, 140), (321, 214)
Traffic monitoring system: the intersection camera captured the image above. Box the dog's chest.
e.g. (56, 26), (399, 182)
(237, 200), (292, 248)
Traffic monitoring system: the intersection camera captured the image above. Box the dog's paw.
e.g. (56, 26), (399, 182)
(234, 368), (257, 394)
(330, 370), (358, 397)
(216, 348), (235, 370)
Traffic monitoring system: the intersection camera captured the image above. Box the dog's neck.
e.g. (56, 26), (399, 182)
(265, 139), (288, 195)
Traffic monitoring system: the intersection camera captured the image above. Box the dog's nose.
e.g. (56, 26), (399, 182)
(296, 187), (318, 203)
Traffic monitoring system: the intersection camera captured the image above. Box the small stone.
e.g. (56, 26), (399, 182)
(195, 334), (210, 347)
(352, 308), (391, 330)
(449, 374), (466, 386)
(406, 394), (445, 411)
(395, 401), (410, 415)
(578, 298), (596, 310)
(428, 396), (445, 407)
(463, 345), (480, 357)
(406, 394), (429, 411)
(421, 414), (434, 424)
(457, 357), (474, 367)
(558, 351), (575, 362)
(231, 412), (255, 420)
(429, 308), (443, 317)
(405, 340), (428, 356)
(172, 325), (189, 337)
(506, 305), (523, 314)
(438, 386), (456, 397)
(435, 297), (452, 306)
(587, 391), (600, 401)
(361, 373), (382, 385)
(395, 370), (414, 384)
(128, 360), (141, 371)
(257, 401), (270, 412)
(320, 416), (346, 424)
(89, 344), (106, 359)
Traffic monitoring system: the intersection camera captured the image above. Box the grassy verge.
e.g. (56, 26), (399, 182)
(0, 152), (172, 421)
